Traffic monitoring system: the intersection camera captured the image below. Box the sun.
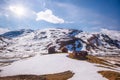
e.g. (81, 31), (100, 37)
(9, 5), (26, 17)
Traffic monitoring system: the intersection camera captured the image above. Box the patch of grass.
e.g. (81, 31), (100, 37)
(68, 53), (76, 59)
(0, 71), (74, 80)
(69, 54), (108, 63)
(0, 75), (45, 80)
(68, 53), (88, 60)
(87, 55), (107, 64)
(96, 65), (118, 71)
(98, 70), (120, 80)
(68, 54), (116, 69)
(44, 70), (74, 80)
(87, 55), (115, 67)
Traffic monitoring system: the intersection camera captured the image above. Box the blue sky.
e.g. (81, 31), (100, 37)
(0, 0), (120, 32)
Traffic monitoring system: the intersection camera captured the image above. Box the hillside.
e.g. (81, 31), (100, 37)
(0, 28), (120, 80)
(0, 28), (120, 59)
(0, 54), (108, 80)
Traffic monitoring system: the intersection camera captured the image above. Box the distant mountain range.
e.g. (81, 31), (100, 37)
(0, 28), (9, 34)
(0, 28), (120, 59)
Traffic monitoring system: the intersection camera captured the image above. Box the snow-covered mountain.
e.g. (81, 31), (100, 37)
(1, 29), (34, 38)
(0, 28), (9, 34)
(0, 28), (120, 59)
(101, 29), (120, 40)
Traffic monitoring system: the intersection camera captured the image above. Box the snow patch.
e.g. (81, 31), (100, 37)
(0, 54), (107, 80)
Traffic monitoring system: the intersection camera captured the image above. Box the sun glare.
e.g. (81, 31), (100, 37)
(9, 5), (26, 17)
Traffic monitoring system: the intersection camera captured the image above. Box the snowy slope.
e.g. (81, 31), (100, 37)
(75, 31), (120, 55)
(101, 29), (120, 40)
(0, 36), (12, 50)
(0, 28), (66, 58)
(0, 28), (120, 80)
(0, 28), (9, 34)
(0, 28), (119, 59)
(0, 54), (108, 80)
(1, 29), (33, 38)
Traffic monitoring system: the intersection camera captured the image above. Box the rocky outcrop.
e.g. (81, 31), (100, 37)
(47, 37), (83, 53)
(58, 37), (82, 49)
(48, 46), (56, 54)
(86, 34), (100, 51)
(102, 34), (120, 48)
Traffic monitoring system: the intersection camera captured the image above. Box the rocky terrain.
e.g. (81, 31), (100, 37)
(0, 28), (119, 59)
(0, 28), (120, 80)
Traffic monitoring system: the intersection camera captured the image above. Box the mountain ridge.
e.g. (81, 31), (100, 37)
(0, 28), (119, 59)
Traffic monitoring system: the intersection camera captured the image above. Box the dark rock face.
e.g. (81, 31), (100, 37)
(59, 38), (83, 52)
(87, 34), (100, 46)
(47, 37), (83, 53)
(86, 34), (106, 51)
(48, 46), (56, 54)
(102, 34), (120, 48)
(59, 38), (75, 49)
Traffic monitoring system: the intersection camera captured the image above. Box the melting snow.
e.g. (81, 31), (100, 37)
(0, 54), (108, 80)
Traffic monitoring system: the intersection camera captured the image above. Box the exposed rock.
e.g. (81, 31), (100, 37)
(87, 34), (100, 50)
(58, 37), (83, 51)
(102, 34), (120, 48)
(48, 46), (56, 54)
(60, 47), (68, 53)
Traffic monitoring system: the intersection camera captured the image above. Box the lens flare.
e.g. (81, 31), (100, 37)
(9, 5), (26, 17)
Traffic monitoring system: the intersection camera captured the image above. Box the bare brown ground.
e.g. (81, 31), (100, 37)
(98, 56), (120, 67)
(98, 70), (120, 80)
(0, 71), (74, 80)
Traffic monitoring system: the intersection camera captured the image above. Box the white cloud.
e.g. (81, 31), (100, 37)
(36, 9), (64, 24)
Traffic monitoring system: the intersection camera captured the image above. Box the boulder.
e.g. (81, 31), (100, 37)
(48, 46), (56, 54)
